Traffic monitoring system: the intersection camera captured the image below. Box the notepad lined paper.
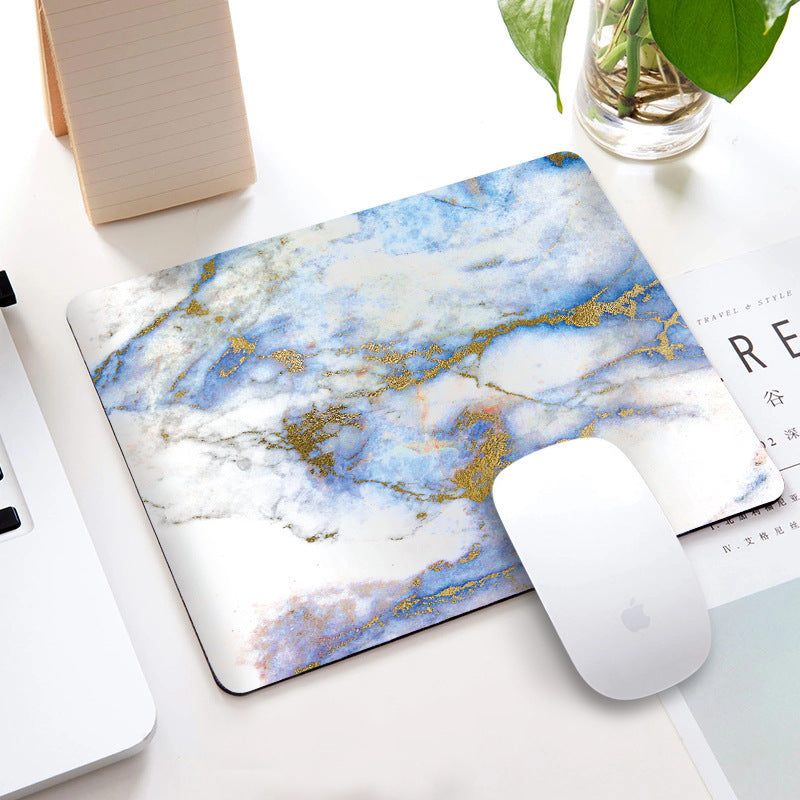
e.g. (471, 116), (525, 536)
(39, 0), (256, 223)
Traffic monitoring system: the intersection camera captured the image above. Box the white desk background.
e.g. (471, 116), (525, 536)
(1, 2), (798, 798)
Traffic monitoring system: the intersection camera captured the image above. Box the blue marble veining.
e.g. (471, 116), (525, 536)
(69, 154), (781, 692)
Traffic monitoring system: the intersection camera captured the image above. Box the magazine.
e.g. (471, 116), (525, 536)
(663, 238), (800, 800)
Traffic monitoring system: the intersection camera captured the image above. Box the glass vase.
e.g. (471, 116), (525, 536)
(574, 0), (712, 160)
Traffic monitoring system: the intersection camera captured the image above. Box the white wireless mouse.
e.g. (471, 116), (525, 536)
(492, 438), (711, 701)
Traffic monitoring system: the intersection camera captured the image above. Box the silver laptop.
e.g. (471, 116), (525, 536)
(0, 274), (155, 800)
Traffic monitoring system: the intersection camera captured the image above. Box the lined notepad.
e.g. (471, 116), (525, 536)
(37, 0), (256, 224)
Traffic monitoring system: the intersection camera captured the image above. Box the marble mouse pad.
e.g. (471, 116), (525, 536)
(68, 154), (781, 693)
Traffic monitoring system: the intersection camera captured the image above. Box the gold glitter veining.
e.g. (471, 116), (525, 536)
(92, 258), (218, 384)
(459, 543), (481, 563)
(343, 280), (662, 397)
(290, 561), (526, 669)
(306, 530), (338, 543)
(362, 342), (386, 353)
(191, 258), (216, 293)
(649, 311), (684, 360)
(215, 335), (257, 378)
(309, 452), (335, 477)
(579, 307), (688, 381)
(345, 408), (511, 506)
(228, 336), (255, 354)
(564, 282), (651, 327)
(273, 405), (363, 477)
(547, 152), (581, 167)
(168, 354), (203, 400)
(451, 410), (511, 502)
(351, 475), (458, 505)
(430, 543), (482, 571)
(270, 349), (305, 372)
(185, 299), (209, 316)
(323, 369), (353, 377)
(307, 611), (386, 661)
(362, 343), (446, 367)
(390, 566), (525, 619)
(132, 307), (173, 340)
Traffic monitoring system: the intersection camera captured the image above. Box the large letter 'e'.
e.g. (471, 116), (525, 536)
(772, 320), (800, 359)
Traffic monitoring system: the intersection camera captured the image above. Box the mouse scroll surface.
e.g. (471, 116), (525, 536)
(492, 438), (711, 700)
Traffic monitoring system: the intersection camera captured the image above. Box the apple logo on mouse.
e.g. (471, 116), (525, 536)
(620, 598), (650, 632)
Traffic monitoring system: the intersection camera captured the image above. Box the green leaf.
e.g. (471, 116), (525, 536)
(648, 0), (789, 102)
(756, 0), (798, 30)
(498, 0), (576, 112)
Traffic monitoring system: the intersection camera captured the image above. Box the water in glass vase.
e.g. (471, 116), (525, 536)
(575, 0), (712, 160)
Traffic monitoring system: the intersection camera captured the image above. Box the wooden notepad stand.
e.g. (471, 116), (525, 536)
(37, 2), (68, 138)
(36, 0), (256, 224)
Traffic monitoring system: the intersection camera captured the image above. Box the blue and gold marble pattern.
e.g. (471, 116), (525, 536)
(69, 155), (781, 692)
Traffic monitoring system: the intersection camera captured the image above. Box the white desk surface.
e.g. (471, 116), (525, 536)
(2, 2), (798, 798)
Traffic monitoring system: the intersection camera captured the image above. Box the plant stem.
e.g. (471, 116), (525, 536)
(615, 0), (646, 116)
(606, 1), (633, 55)
(626, 0), (647, 34)
(599, 41), (628, 71)
(618, 33), (641, 116)
(587, 0), (705, 123)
